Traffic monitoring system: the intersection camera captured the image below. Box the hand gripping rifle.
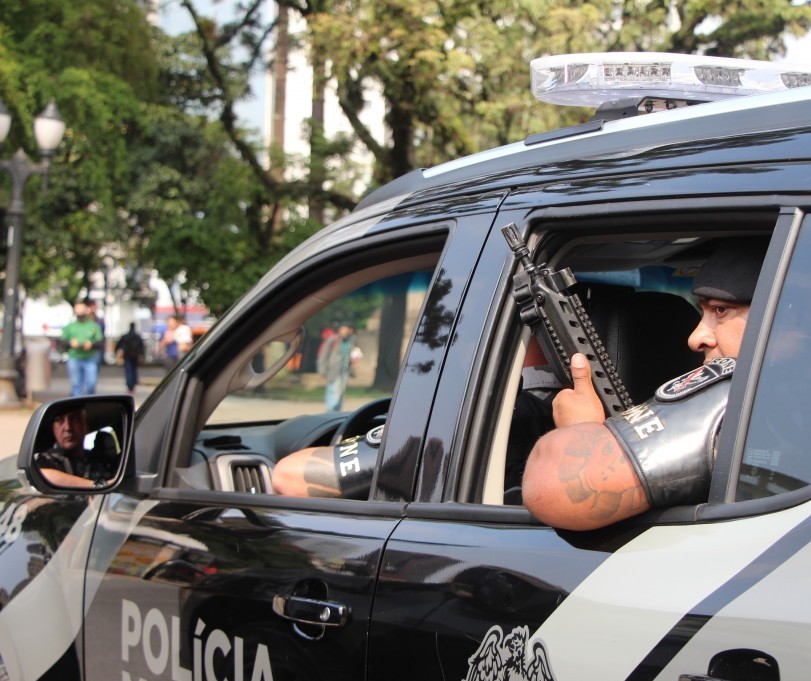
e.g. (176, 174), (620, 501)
(501, 222), (633, 416)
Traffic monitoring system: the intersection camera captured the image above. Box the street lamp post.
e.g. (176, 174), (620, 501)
(0, 98), (66, 406)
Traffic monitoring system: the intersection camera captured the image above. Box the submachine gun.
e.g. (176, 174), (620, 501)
(501, 222), (633, 417)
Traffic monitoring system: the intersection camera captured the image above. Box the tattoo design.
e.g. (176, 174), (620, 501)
(303, 447), (340, 497)
(559, 425), (645, 524)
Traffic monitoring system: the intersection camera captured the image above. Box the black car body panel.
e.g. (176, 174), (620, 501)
(4, 64), (811, 681)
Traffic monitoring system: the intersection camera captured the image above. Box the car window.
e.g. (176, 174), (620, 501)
(471, 232), (709, 507)
(472, 220), (776, 509)
(738, 222), (811, 500)
(205, 271), (433, 426)
(171, 255), (441, 496)
(495, 263), (702, 506)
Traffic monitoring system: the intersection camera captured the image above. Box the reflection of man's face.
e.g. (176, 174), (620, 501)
(338, 325), (353, 339)
(53, 411), (88, 452)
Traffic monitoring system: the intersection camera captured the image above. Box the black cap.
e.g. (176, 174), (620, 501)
(692, 238), (768, 303)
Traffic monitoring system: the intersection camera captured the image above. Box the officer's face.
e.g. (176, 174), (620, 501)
(52, 411), (88, 451)
(688, 298), (750, 362)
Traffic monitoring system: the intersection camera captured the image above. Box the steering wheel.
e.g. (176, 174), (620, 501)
(330, 397), (391, 446)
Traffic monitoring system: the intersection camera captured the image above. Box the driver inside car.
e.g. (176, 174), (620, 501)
(271, 337), (557, 499)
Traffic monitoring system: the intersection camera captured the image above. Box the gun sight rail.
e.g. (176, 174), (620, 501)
(502, 223), (633, 416)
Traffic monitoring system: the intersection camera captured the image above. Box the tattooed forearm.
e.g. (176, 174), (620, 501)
(557, 426), (647, 524)
(302, 447), (340, 497)
(272, 446), (341, 497)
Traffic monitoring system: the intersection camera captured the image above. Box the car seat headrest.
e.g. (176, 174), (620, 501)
(589, 291), (701, 404)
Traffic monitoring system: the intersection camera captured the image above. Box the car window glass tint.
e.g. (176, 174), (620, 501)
(739, 223), (811, 500)
(206, 271), (433, 426)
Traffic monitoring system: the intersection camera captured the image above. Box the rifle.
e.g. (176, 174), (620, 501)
(501, 222), (633, 416)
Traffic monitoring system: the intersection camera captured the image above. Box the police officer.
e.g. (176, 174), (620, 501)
(36, 406), (119, 489)
(522, 238), (767, 530)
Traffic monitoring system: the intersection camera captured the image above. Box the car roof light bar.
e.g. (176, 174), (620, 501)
(531, 52), (811, 109)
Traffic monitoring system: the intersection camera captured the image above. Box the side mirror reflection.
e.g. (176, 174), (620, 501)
(18, 395), (134, 493)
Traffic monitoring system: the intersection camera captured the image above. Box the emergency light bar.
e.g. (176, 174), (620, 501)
(531, 52), (811, 109)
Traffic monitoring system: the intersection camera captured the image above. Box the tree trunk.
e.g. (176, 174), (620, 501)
(309, 53), (327, 225)
(269, 2), (290, 235)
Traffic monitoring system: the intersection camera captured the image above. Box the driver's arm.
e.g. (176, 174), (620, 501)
(272, 431), (381, 498)
(271, 447), (341, 497)
(39, 467), (109, 489)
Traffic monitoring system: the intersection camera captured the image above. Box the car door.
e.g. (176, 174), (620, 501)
(79, 203), (502, 681)
(370, 194), (811, 681)
(0, 396), (133, 681)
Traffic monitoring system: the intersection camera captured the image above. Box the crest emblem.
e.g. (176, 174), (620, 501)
(465, 625), (556, 681)
(365, 424), (385, 447)
(656, 357), (735, 402)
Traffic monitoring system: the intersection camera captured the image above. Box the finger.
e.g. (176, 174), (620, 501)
(570, 353), (593, 390)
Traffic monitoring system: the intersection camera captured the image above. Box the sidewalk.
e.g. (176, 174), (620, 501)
(0, 362), (163, 462)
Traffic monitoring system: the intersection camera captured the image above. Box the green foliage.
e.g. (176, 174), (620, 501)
(2, 0), (811, 319)
(303, 0), (811, 189)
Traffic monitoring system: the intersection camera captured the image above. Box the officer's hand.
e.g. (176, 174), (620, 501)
(552, 353), (605, 427)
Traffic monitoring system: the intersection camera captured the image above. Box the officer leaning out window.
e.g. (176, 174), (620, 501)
(522, 239), (766, 530)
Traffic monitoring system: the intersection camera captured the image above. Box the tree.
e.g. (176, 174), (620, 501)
(304, 0), (811, 188)
(0, 0), (160, 305)
(1, 0), (300, 315)
(4, 0), (810, 320)
(177, 0), (811, 379)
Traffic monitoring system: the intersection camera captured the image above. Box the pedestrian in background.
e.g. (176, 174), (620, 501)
(115, 322), (145, 395)
(159, 315), (193, 373)
(86, 299), (106, 367)
(61, 302), (104, 396)
(317, 322), (357, 411)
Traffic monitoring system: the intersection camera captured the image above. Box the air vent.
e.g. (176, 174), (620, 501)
(202, 434), (248, 450)
(232, 463), (269, 494)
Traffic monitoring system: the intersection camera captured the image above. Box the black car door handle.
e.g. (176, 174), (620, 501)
(272, 595), (350, 627)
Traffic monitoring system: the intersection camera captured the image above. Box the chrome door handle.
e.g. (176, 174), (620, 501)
(272, 594), (350, 627)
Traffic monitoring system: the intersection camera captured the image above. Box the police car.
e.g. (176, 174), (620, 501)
(2, 52), (811, 681)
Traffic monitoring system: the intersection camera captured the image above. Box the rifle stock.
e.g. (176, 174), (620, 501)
(501, 222), (633, 416)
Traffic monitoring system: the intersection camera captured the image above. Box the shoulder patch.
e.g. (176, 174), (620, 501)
(655, 357), (736, 402)
(365, 424), (385, 447)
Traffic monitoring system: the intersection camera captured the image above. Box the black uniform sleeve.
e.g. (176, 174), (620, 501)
(333, 425), (384, 499)
(605, 358), (735, 508)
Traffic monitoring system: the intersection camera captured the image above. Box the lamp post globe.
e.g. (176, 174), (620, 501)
(0, 97), (65, 406)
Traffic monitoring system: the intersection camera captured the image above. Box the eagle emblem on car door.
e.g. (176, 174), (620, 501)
(465, 625), (555, 681)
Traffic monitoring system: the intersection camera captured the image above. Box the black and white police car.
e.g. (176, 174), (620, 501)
(3, 52), (811, 681)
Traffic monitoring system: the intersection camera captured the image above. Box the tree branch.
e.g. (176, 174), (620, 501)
(181, 0), (357, 215)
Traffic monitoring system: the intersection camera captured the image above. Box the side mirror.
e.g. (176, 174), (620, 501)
(17, 395), (135, 494)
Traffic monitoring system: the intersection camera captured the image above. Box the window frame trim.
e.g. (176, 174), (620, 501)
(711, 206), (807, 504)
(447, 199), (799, 521)
(152, 226), (451, 500)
